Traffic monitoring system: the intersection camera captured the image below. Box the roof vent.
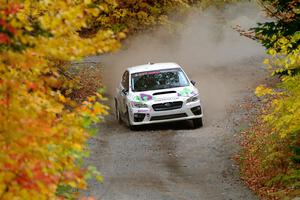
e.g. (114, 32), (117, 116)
(148, 62), (154, 65)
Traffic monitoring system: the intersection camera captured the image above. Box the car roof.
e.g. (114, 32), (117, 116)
(127, 62), (182, 74)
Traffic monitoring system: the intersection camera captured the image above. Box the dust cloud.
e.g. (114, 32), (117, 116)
(89, 1), (267, 123)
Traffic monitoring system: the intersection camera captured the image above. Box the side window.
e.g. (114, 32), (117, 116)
(122, 71), (129, 90)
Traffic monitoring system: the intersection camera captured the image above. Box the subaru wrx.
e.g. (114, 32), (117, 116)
(114, 62), (203, 129)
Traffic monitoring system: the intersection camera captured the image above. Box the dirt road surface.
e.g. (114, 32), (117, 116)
(81, 55), (267, 200)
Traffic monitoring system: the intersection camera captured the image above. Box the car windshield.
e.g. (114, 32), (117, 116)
(131, 68), (190, 92)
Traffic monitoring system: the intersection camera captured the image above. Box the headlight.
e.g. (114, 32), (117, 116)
(186, 94), (199, 103)
(131, 101), (148, 108)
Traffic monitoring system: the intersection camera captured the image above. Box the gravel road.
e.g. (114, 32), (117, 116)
(82, 56), (268, 200)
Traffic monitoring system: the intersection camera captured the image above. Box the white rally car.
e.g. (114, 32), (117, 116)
(114, 62), (203, 129)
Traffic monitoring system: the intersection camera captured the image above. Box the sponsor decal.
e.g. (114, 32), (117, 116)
(134, 93), (157, 102)
(141, 93), (153, 101)
(178, 87), (196, 97)
(132, 71), (161, 76)
(137, 109), (149, 113)
(155, 96), (179, 101)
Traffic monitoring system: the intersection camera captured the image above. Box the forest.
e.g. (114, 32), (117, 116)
(0, 0), (299, 199)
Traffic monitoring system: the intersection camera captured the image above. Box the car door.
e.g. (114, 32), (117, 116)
(118, 70), (129, 115)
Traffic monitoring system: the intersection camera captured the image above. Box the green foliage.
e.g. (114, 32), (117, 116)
(253, 0), (300, 50)
(56, 184), (78, 200)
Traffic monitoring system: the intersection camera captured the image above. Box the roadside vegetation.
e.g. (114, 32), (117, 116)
(0, 0), (239, 199)
(238, 0), (300, 199)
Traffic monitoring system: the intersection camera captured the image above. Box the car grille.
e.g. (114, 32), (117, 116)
(152, 101), (183, 111)
(150, 113), (187, 121)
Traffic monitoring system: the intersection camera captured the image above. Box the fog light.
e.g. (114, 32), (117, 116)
(191, 106), (202, 115)
(134, 113), (146, 122)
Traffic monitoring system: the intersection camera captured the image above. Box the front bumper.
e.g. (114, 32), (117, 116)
(128, 100), (203, 126)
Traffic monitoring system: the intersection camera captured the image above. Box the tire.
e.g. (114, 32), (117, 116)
(115, 99), (122, 124)
(193, 118), (203, 129)
(126, 107), (136, 131)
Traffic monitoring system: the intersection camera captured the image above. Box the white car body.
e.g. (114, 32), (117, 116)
(114, 62), (203, 129)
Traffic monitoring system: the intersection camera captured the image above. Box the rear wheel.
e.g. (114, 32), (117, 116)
(115, 99), (122, 124)
(193, 118), (203, 129)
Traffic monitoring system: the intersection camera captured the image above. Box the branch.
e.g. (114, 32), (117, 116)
(233, 25), (257, 41)
(256, 0), (282, 21)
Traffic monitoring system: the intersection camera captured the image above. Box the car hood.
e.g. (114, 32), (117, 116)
(129, 86), (199, 104)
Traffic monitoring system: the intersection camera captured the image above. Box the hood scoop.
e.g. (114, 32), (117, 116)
(153, 91), (177, 96)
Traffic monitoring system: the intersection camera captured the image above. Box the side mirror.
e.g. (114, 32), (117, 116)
(122, 88), (128, 95)
(191, 80), (196, 86)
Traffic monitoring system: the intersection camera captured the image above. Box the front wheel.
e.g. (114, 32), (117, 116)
(126, 107), (136, 131)
(193, 118), (203, 129)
